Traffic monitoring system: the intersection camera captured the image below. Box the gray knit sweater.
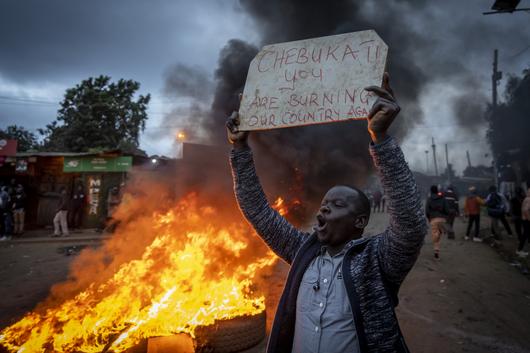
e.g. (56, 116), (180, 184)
(230, 136), (427, 353)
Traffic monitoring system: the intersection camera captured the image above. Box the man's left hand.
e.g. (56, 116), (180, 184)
(365, 72), (400, 144)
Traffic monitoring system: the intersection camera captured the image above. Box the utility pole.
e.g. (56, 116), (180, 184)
(492, 49), (503, 107)
(431, 137), (439, 176)
(445, 143), (450, 183)
(445, 144), (450, 169)
(491, 49), (502, 187)
(466, 150), (472, 168)
(425, 150), (429, 174)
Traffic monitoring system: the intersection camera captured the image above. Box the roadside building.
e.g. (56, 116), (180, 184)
(0, 151), (139, 229)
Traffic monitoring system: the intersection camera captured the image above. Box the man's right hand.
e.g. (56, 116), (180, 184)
(226, 111), (249, 150)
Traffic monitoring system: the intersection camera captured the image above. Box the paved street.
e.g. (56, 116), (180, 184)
(1, 213), (529, 353)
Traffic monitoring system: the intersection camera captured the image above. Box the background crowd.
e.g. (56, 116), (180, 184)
(425, 184), (530, 259)
(0, 179), (124, 240)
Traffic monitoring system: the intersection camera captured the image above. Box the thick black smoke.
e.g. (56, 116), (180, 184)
(205, 0), (429, 216)
(163, 0), (530, 222)
(157, 64), (215, 145)
(453, 96), (488, 133)
(209, 40), (259, 140)
(164, 63), (214, 101)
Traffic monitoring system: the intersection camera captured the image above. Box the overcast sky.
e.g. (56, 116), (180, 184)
(0, 0), (528, 174)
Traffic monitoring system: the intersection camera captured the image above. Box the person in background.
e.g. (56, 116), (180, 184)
(486, 185), (513, 240)
(464, 186), (484, 242)
(0, 185), (13, 241)
(69, 184), (86, 229)
(7, 178), (16, 197)
(426, 185), (450, 259)
(500, 191), (513, 232)
(12, 184), (26, 236)
(443, 185), (459, 239)
(516, 188), (530, 257)
(105, 186), (122, 233)
(107, 186), (121, 218)
(53, 188), (69, 237)
(511, 187), (525, 243)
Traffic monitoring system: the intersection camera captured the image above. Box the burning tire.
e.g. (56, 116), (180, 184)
(193, 310), (266, 353)
(132, 311), (267, 353)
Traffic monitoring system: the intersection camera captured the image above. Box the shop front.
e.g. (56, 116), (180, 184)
(63, 156), (132, 228)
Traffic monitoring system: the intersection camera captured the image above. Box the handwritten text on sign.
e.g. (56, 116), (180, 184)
(239, 30), (388, 131)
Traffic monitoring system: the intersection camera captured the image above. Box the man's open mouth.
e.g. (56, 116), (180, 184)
(315, 214), (327, 232)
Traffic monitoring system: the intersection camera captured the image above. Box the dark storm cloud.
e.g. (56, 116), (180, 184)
(2, 0), (529, 179)
(0, 0), (241, 144)
(0, 0), (231, 88)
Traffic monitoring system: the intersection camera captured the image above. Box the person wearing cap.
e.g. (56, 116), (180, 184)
(425, 185), (450, 259)
(464, 186), (484, 242)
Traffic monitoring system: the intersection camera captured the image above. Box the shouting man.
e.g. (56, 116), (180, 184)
(226, 74), (427, 353)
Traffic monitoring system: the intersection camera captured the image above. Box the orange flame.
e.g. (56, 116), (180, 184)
(273, 197), (302, 218)
(273, 197), (288, 216)
(0, 194), (277, 353)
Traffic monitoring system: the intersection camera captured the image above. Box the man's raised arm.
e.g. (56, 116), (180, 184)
(365, 74), (428, 286)
(227, 112), (307, 264)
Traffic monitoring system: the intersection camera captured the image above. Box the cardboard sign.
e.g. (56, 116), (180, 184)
(239, 30), (388, 131)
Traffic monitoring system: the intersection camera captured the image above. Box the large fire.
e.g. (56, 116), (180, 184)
(272, 197), (302, 218)
(0, 193), (278, 353)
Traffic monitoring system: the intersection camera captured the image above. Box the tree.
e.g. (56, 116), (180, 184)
(0, 125), (40, 151)
(40, 75), (150, 152)
(487, 68), (530, 156)
(486, 68), (530, 182)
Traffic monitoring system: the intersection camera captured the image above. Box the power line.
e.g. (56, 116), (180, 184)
(0, 101), (57, 107)
(0, 95), (58, 105)
(0, 95), (175, 108)
(506, 44), (530, 60)
(0, 100), (57, 107)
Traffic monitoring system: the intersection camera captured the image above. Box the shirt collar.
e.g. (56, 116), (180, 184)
(321, 238), (361, 258)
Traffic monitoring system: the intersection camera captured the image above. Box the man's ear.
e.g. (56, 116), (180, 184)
(354, 215), (368, 229)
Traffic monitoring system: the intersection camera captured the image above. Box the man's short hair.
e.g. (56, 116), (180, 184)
(338, 185), (371, 218)
(430, 185), (438, 194)
(489, 185), (497, 193)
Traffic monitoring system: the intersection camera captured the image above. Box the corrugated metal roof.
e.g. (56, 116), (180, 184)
(16, 151), (96, 157)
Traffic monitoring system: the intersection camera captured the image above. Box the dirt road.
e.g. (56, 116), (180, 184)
(1, 213), (529, 352)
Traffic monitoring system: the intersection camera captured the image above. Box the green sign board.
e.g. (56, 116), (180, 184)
(64, 156), (132, 172)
